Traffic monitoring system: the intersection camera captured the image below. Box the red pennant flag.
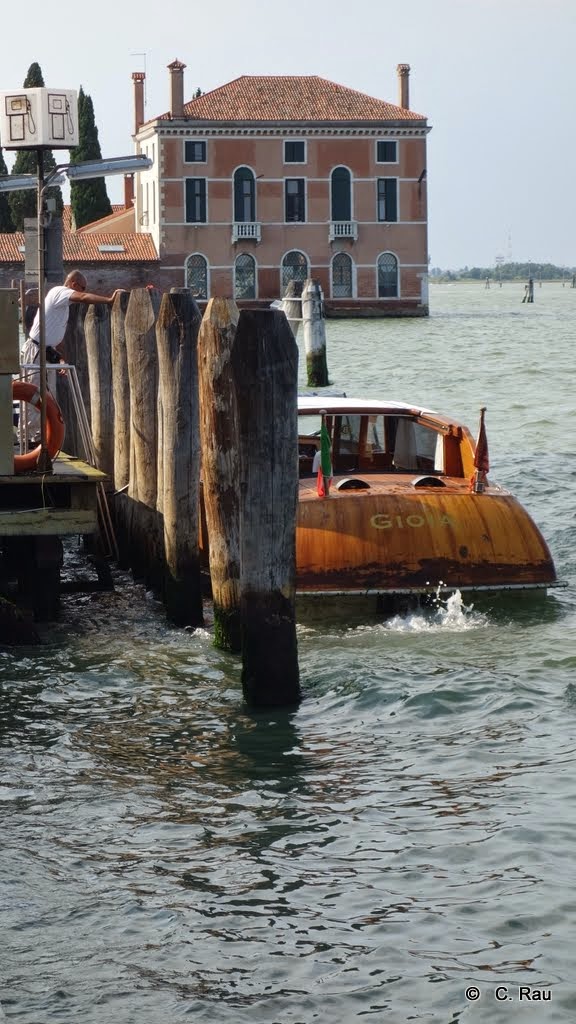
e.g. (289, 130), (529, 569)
(474, 407), (490, 474)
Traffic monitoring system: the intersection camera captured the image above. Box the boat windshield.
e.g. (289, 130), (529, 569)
(298, 412), (444, 474)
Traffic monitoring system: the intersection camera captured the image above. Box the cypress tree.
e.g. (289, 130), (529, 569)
(0, 141), (16, 232)
(8, 62), (64, 230)
(69, 87), (112, 228)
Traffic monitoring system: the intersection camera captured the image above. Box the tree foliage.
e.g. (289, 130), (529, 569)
(69, 87), (113, 229)
(431, 262), (576, 282)
(8, 62), (64, 230)
(0, 142), (16, 232)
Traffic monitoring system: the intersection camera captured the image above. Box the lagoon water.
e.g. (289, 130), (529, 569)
(1, 281), (576, 1023)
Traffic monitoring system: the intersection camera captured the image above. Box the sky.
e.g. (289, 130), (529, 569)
(1, 0), (574, 270)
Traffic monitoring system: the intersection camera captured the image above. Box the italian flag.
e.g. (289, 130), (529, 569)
(317, 416), (333, 497)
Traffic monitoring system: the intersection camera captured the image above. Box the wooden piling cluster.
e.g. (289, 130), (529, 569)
(67, 289), (301, 706)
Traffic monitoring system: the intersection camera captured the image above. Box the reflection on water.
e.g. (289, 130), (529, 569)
(2, 284), (576, 1022)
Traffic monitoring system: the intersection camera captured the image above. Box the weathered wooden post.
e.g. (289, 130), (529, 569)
(156, 289), (204, 626)
(301, 278), (329, 387)
(197, 297), (241, 652)
(110, 290), (131, 565)
(110, 291), (131, 492)
(281, 279), (303, 338)
(57, 302), (89, 458)
(124, 287), (163, 583)
(230, 309), (301, 707)
(84, 303), (114, 479)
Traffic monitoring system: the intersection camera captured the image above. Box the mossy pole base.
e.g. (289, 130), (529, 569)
(213, 603), (242, 654)
(306, 350), (329, 389)
(231, 309), (301, 708)
(302, 278), (329, 387)
(241, 592), (301, 707)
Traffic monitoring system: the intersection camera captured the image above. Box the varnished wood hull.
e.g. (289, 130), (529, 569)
(296, 475), (557, 594)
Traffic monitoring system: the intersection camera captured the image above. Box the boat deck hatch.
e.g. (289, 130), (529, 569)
(412, 475), (446, 488)
(336, 477), (371, 491)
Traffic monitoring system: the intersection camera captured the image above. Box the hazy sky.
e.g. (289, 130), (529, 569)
(2, 0), (573, 269)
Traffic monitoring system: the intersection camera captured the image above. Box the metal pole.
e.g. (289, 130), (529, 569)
(36, 148), (52, 473)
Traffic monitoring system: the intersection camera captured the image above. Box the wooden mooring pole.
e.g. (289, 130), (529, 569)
(84, 302), (115, 479)
(197, 297), (242, 652)
(123, 287), (163, 585)
(156, 289), (204, 626)
(281, 279), (303, 338)
(230, 309), (301, 707)
(302, 278), (329, 387)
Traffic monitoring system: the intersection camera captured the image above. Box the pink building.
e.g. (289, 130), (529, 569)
(133, 62), (431, 316)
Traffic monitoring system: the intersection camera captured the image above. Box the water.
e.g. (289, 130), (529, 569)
(2, 282), (576, 1023)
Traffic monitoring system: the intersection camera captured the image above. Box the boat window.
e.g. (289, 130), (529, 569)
(393, 418), (443, 472)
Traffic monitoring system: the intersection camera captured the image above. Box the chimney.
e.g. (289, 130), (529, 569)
(397, 63), (410, 110)
(124, 174), (135, 210)
(168, 58), (187, 118)
(132, 72), (145, 135)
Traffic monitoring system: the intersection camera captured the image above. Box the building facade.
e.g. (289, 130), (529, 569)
(133, 64), (431, 316)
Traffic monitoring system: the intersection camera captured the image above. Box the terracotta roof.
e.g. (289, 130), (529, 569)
(62, 203), (124, 232)
(156, 75), (426, 123)
(0, 233), (25, 261)
(0, 230), (157, 264)
(77, 206), (135, 234)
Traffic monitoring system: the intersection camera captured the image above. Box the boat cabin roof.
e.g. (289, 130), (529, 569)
(298, 396), (436, 418)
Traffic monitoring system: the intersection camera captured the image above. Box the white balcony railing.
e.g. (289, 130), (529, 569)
(232, 222), (261, 243)
(329, 221), (358, 242)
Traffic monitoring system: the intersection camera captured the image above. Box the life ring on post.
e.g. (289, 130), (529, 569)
(12, 380), (66, 474)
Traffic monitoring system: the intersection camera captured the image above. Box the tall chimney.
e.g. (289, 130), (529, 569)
(397, 63), (410, 110)
(124, 174), (135, 210)
(168, 59), (187, 118)
(132, 72), (145, 135)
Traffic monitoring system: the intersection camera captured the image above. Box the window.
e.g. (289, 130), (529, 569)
(285, 179), (305, 222)
(185, 254), (208, 299)
(185, 140), (206, 163)
(235, 253), (256, 299)
(331, 167), (351, 221)
(377, 178), (398, 222)
(284, 140), (305, 163)
(281, 250), (308, 291)
(234, 167), (256, 222)
(378, 253), (399, 298)
(377, 140), (397, 163)
(332, 253), (353, 298)
(185, 178), (206, 223)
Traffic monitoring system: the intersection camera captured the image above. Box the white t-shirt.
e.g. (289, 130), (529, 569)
(29, 285), (75, 348)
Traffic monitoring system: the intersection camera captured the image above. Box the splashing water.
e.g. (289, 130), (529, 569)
(385, 586), (487, 633)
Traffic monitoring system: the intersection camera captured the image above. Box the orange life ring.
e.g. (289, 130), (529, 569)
(12, 380), (66, 474)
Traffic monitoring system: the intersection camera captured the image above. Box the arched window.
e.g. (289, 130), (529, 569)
(185, 253), (208, 299)
(235, 253), (256, 299)
(377, 253), (399, 298)
(234, 167), (256, 222)
(281, 250), (309, 292)
(332, 252), (353, 298)
(331, 166), (352, 221)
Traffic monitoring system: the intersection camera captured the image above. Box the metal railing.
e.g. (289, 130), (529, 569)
(18, 363), (118, 559)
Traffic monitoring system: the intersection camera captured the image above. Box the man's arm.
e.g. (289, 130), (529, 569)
(70, 289), (123, 306)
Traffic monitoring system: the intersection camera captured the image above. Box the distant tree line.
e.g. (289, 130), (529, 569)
(431, 262), (576, 282)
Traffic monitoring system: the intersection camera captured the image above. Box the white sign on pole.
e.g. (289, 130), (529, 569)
(0, 88), (78, 149)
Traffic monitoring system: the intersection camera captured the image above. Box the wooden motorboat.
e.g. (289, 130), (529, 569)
(296, 396), (558, 597)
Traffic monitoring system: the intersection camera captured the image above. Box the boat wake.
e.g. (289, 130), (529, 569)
(384, 587), (488, 633)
